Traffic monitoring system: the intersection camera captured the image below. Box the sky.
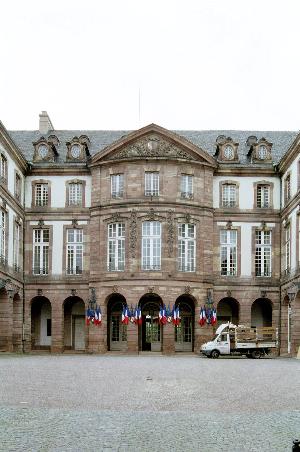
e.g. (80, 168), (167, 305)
(1, 0), (300, 131)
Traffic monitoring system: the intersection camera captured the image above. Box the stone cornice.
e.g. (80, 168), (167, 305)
(28, 166), (90, 176)
(278, 133), (300, 174)
(0, 122), (28, 172)
(215, 166), (277, 177)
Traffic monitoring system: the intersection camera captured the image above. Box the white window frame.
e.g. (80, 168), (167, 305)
(68, 183), (83, 206)
(0, 209), (6, 261)
(111, 174), (124, 198)
(285, 224), (291, 271)
(142, 221), (161, 270)
(13, 221), (20, 270)
(178, 223), (195, 271)
(222, 184), (237, 207)
(33, 229), (49, 275)
(257, 185), (270, 208)
(107, 223), (125, 271)
(255, 230), (271, 277)
(66, 229), (83, 275)
(145, 172), (159, 197)
(35, 183), (48, 207)
(220, 229), (237, 276)
(181, 175), (193, 199)
(0, 154), (7, 182)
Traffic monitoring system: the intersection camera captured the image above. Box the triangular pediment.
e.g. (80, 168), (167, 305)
(91, 124), (216, 167)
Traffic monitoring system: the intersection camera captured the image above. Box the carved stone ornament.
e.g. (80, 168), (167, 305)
(226, 221), (232, 230)
(142, 208), (165, 222)
(148, 287), (155, 293)
(109, 134), (197, 161)
(38, 219), (44, 228)
(72, 219), (78, 228)
(129, 210), (137, 258)
(184, 286), (191, 294)
(261, 290), (267, 298)
(37, 288), (43, 296)
(71, 289), (77, 296)
(166, 210), (175, 257)
(184, 212), (191, 224)
(226, 290), (232, 297)
(112, 285), (118, 293)
(0, 278), (19, 298)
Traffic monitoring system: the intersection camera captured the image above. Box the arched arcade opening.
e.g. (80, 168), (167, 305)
(217, 297), (239, 325)
(31, 296), (52, 349)
(107, 293), (127, 351)
(174, 294), (195, 352)
(251, 298), (272, 328)
(64, 296), (86, 351)
(139, 293), (163, 352)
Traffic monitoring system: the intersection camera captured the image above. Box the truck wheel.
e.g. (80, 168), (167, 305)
(210, 350), (220, 359)
(251, 350), (261, 359)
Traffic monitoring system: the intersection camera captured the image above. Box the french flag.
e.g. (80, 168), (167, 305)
(175, 306), (180, 326)
(211, 307), (217, 326)
(86, 308), (92, 326)
(199, 307), (206, 327)
(97, 307), (102, 326)
(162, 305), (167, 325)
(138, 307), (142, 325)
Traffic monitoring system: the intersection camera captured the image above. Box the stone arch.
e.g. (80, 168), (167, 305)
(251, 298), (272, 328)
(31, 296), (52, 349)
(174, 294), (195, 352)
(217, 297), (239, 325)
(13, 293), (22, 352)
(139, 293), (163, 352)
(106, 293), (127, 352)
(63, 296), (86, 351)
(0, 288), (10, 351)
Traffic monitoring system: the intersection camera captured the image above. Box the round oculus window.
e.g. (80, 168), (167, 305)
(224, 145), (234, 160)
(71, 144), (81, 158)
(258, 145), (267, 160)
(38, 144), (48, 158)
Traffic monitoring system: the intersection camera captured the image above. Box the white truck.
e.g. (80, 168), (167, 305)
(201, 322), (278, 359)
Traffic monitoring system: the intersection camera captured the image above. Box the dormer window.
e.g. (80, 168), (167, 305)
(258, 145), (268, 160)
(66, 136), (90, 162)
(247, 137), (272, 162)
(38, 144), (49, 159)
(70, 144), (81, 159)
(224, 145), (234, 160)
(215, 136), (239, 163)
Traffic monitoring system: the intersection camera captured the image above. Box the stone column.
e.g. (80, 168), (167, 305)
(127, 320), (138, 353)
(162, 321), (175, 354)
(51, 302), (63, 353)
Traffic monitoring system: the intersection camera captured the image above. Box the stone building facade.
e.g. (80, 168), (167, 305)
(0, 112), (299, 355)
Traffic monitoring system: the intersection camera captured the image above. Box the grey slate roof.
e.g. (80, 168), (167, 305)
(8, 128), (299, 166)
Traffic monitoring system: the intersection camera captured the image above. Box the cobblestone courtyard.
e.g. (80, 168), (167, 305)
(0, 354), (299, 451)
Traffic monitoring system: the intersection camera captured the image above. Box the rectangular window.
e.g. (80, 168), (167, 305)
(181, 175), (193, 198)
(46, 319), (51, 337)
(13, 222), (20, 271)
(178, 223), (195, 271)
(145, 172), (159, 197)
(285, 224), (291, 271)
(142, 221), (161, 270)
(220, 229), (237, 276)
(33, 229), (49, 275)
(255, 230), (271, 277)
(0, 155), (7, 183)
(257, 185), (270, 208)
(111, 174), (124, 198)
(107, 223), (125, 271)
(285, 175), (291, 204)
(68, 183), (82, 206)
(35, 183), (48, 207)
(66, 229), (83, 275)
(222, 184), (236, 207)
(0, 210), (5, 261)
(15, 174), (21, 201)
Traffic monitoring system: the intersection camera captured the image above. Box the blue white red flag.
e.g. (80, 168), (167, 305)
(175, 306), (180, 326)
(138, 307), (142, 325)
(97, 307), (102, 326)
(211, 307), (217, 326)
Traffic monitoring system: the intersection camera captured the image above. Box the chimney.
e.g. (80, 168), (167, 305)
(39, 111), (54, 134)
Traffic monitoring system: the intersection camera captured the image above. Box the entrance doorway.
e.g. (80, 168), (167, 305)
(107, 294), (127, 351)
(139, 294), (162, 352)
(31, 296), (52, 350)
(217, 297), (239, 325)
(174, 296), (195, 352)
